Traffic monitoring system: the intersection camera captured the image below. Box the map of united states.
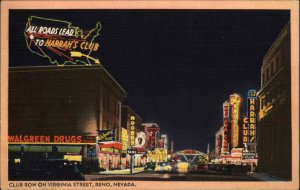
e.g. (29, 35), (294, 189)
(25, 16), (101, 66)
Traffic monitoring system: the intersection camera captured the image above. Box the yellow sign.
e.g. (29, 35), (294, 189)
(230, 94), (242, 148)
(121, 128), (128, 151)
(130, 116), (135, 146)
(147, 148), (167, 162)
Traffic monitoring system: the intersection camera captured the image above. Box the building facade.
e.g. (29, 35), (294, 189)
(9, 65), (126, 172)
(121, 106), (145, 168)
(257, 23), (291, 180)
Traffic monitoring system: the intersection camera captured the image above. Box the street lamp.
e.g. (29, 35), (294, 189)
(127, 147), (136, 174)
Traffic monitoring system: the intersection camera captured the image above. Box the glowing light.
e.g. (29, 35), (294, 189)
(230, 94), (242, 148)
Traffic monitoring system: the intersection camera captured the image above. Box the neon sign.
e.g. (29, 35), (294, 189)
(130, 116), (135, 146)
(97, 129), (115, 143)
(25, 16), (101, 66)
(8, 135), (96, 144)
(247, 90), (257, 146)
(230, 94), (242, 148)
(242, 117), (249, 143)
(222, 101), (229, 153)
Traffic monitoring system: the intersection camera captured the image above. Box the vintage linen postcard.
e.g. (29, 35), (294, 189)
(1, 0), (299, 190)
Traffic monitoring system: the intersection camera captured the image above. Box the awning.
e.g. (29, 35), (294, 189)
(8, 145), (82, 153)
(99, 141), (122, 150)
(57, 146), (82, 153)
(9, 145), (52, 152)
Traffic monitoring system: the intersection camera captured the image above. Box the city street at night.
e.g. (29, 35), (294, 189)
(3, 3), (298, 190)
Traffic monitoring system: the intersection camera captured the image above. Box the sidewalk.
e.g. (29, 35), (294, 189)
(250, 172), (287, 181)
(98, 167), (145, 175)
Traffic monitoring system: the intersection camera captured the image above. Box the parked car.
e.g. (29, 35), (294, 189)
(174, 162), (189, 173)
(20, 159), (85, 180)
(154, 162), (172, 173)
(144, 162), (156, 171)
(221, 164), (235, 175)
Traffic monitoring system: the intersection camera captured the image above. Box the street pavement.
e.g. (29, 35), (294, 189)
(84, 170), (261, 181)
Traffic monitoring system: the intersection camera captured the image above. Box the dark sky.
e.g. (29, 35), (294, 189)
(9, 10), (290, 152)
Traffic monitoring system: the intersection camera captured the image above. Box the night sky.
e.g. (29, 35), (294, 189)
(9, 10), (290, 152)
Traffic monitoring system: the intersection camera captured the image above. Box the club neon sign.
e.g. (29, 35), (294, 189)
(230, 94), (242, 148)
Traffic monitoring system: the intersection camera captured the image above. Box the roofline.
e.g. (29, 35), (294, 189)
(9, 65), (127, 96)
(261, 22), (290, 69)
(122, 105), (143, 121)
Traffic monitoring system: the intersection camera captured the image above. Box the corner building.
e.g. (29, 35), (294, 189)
(9, 65), (126, 172)
(257, 23), (291, 180)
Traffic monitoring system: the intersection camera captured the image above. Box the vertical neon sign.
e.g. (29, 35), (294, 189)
(230, 94), (242, 148)
(247, 90), (257, 151)
(222, 101), (229, 153)
(130, 116), (135, 146)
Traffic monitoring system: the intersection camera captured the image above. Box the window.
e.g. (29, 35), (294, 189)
(266, 67), (270, 81)
(270, 61), (274, 76)
(276, 54), (280, 70)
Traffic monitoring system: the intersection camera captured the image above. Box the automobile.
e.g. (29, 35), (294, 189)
(174, 162), (189, 173)
(144, 162), (156, 171)
(221, 164), (235, 175)
(20, 159), (85, 181)
(197, 163), (206, 170)
(154, 162), (172, 173)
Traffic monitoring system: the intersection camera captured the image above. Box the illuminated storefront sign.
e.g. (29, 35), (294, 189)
(151, 130), (156, 148)
(230, 94), (242, 148)
(242, 117), (249, 143)
(130, 116), (135, 146)
(8, 135), (95, 144)
(24, 16), (101, 66)
(222, 101), (230, 153)
(121, 128), (128, 153)
(217, 135), (222, 155)
(135, 132), (146, 146)
(97, 129), (115, 143)
(147, 148), (167, 162)
(159, 135), (168, 149)
(247, 90), (257, 144)
(144, 124), (159, 149)
(231, 148), (243, 158)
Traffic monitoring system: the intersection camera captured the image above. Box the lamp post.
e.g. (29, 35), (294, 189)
(127, 147), (136, 174)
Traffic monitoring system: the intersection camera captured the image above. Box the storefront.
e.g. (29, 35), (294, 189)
(98, 141), (122, 171)
(133, 146), (146, 167)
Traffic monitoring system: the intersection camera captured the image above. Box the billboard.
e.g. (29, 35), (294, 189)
(229, 94), (242, 148)
(24, 16), (101, 66)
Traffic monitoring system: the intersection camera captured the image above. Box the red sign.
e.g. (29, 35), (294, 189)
(8, 135), (96, 144)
